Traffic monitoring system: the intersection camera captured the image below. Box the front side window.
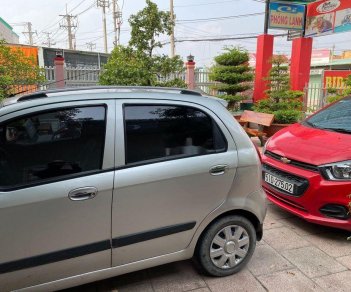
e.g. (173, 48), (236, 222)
(0, 106), (106, 188)
(124, 104), (227, 164)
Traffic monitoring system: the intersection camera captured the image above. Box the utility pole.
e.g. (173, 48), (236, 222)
(60, 4), (78, 50)
(97, 0), (110, 53)
(86, 42), (96, 51)
(72, 34), (77, 50)
(112, 0), (123, 47)
(23, 22), (37, 45)
(170, 0), (175, 58)
(264, 0), (271, 34)
(330, 44), (335, 70)
(42, 32), (56, 48)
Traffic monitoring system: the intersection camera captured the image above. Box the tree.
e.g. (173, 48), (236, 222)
(254, 55), (304, 124)
(99, 46), (150, 86)
(209, 47), (253, 110)
(129, 0), (172, 58)
(99, 0), (186, 88)
(0, 40), (45, 100)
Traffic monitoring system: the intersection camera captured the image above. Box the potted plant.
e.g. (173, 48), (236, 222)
(253, 55), (304, 137)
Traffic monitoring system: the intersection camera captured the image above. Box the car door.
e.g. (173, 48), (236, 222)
(0, 100), (115, 291)
(112, 99), (238, 266)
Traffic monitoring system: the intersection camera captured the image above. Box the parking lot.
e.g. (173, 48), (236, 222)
(67, 203), (351, 292)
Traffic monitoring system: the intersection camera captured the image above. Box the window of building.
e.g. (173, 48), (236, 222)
(0, 106), (106, 188)
(124, 104), (227, 164)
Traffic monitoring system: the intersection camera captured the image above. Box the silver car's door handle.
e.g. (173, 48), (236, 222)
(209, 165), (229, 176)
(68, 187), (98, 201)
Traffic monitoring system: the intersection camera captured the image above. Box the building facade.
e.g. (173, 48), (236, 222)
(0, 16), (19, 44)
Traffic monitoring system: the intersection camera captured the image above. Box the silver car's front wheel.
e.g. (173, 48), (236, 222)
(196, 215), (256, 277)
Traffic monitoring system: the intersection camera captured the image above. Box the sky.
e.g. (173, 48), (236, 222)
(1, 0), (350, 67)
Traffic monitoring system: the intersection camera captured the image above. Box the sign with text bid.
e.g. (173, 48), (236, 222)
(324, 70), (351, 88)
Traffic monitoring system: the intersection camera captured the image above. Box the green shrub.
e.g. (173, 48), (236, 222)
(210, 47), (253, 110)
(274, 110), (303, 124)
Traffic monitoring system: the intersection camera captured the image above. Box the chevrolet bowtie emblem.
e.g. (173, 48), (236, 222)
(281, 157), (291, 164)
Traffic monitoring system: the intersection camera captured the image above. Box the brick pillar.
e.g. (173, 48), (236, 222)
(253, 34), (274, 102)
(290, 37), (313, 91)
(185, 57), (196, 90)
(54, 55), (65, 89)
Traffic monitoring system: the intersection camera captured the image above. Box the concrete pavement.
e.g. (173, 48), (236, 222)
(66, 203), (351, 292)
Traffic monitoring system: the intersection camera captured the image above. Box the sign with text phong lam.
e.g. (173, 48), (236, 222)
(269, 2), (306, 30)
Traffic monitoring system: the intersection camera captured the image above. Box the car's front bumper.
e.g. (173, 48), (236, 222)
(262, 154), (351, 231)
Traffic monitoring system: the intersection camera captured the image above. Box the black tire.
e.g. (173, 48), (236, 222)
(195, 215), (256, 277)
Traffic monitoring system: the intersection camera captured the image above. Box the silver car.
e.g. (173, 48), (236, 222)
(0, 87), (266, 291)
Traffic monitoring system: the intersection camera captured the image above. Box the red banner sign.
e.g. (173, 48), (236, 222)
(306, 0), (351, 37)
(324, 70), (351, 88)
(311, 49), (331, 64)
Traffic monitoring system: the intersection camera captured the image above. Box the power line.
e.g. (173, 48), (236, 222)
(97, 0), (110, 53)
(175, 0), (238, 8)
(112, 0), (123, 46)
(164, 33), (288, 44)
(42, 32), (56, 48)
(77, 1), (96, 16)
(176, 23), (213, 36)
(177, 32), (269, 40)
(36, 0), (93, 44)
(76, 30), (115, 42)
(22, 22), (37, 45)
(177, 12), (265, 23)
(69, 0), (89, 13)
(37, 0), (77, 33)
(60, 4), (78, 50)
(10, 22), (37, 45)
(86, 41), (97, 51)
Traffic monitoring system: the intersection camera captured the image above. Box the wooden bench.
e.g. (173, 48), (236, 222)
(239, 110), (274, 145)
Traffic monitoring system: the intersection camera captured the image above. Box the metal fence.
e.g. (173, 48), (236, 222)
(8, 67), (222, 98)
(43, 66), (101, 88)
(156, 72), (186, 83)
(304, 84), (348, 113)
(64, 67), (101, 87)
(44, 67), (189, 88)
(195, 70), (217, 95)
(18, 67), (336, 114)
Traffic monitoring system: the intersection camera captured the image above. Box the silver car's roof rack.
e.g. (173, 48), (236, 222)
(17, 86), (202, 102)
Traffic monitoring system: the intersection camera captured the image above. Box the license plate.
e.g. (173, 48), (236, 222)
(264, 172), (294, 194)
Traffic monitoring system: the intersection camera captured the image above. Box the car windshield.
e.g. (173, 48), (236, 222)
(304, 96), (351, 134)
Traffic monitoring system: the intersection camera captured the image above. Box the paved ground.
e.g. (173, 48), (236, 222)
(66, 203), (351, 292)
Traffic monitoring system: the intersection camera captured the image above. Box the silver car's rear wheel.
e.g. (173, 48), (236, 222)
(210, 225), (250, 269)
(195, 215), (256, 277)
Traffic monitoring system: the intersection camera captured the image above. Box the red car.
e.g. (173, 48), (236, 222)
(262, 96), (351, 231)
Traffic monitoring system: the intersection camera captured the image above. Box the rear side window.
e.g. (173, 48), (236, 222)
(124, 104), (227, 164)
(0, 106), (106, 188)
